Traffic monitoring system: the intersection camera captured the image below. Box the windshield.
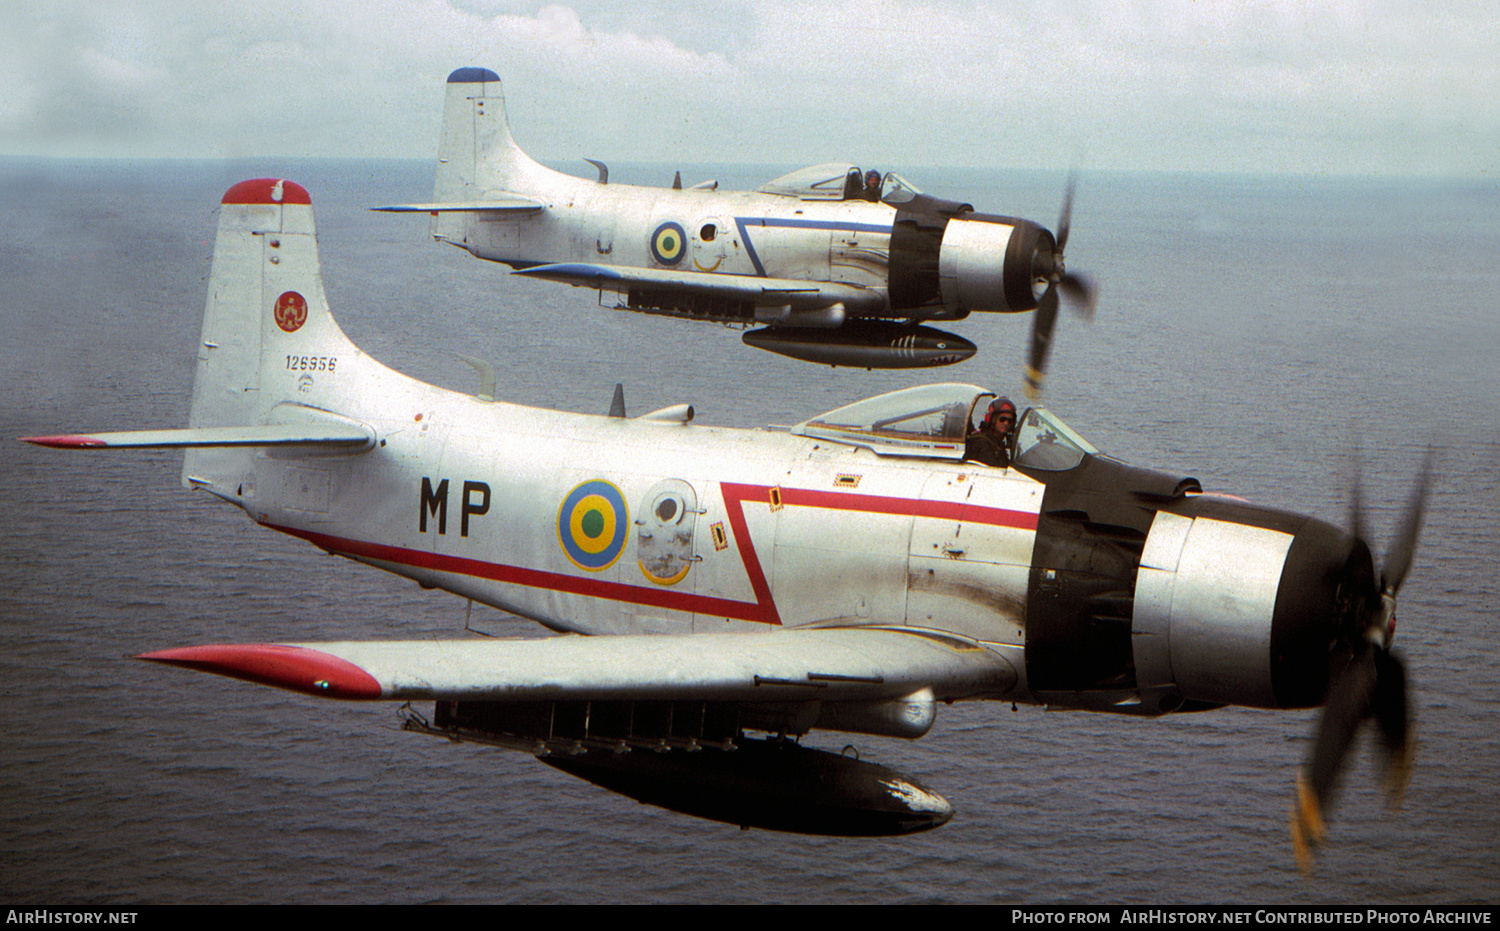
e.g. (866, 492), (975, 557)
(880, 172), (922, 205)
(1012, 407), (1099, 472)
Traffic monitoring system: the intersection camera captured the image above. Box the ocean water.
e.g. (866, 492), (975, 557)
(0, 158), (1496, 904)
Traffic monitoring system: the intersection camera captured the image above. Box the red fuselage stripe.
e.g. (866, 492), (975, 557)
(743, 484), (1040, 531)
(272, 483), (1037, 627)
(271, 525), (776, 622)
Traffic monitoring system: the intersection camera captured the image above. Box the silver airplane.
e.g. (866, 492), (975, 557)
(378, 67), (1094, 392)
(29, 179), (1424, 865)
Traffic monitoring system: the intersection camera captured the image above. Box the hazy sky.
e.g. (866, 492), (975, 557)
(4, 1), (1495, 176)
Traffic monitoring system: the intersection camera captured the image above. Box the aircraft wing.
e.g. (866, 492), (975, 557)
(138, 628), (1016, 703)
(513, 262), (888, 313)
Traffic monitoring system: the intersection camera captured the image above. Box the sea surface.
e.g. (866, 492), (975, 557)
(1, 158), (1496, 904)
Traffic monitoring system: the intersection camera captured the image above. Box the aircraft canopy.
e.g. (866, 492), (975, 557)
(759, 164), (924, 203)
(793, 383), (992, 459)
(794, 384), (1099, 467)
(759, 163), (861, 200)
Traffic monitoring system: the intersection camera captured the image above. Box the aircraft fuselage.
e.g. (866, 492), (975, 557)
(243, 390), (1037, 656)
(462, 183), (898, 303)
(229, 364), (1349, 718)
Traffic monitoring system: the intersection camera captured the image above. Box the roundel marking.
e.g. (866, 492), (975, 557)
(650, 222), (687, 266)
(558, 480), (628, 571)
(274, 291), (308, 333)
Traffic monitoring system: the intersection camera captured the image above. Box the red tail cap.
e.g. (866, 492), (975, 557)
(221, 179), (312, 206)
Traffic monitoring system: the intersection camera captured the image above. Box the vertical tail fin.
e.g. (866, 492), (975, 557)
(183, 179), (363, 489)
(431, 67), (556, 246)
(433, 67), (502, 207)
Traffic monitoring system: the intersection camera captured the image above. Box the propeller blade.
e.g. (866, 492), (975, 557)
(1371, 648), (1414, 809)
(1022, 175), (1094, 399)
(1383, 449), (1434, 595)
(1349, 457), (1368, 555)
(1056, 173), (1075, 255)
(1058, 271), (1096, 320)
(1292, 451), (1429, 872)
(1024, 286), (1060, 401)
(1303, 648), (1380, 816)
(1291, 645), (1378, 873)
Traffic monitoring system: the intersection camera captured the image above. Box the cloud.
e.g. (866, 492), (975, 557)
(1, 1), (1494, 175)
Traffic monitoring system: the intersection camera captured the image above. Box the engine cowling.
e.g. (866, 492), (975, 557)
(1017, 454), (1360, 715)
(938, 214), (1054, 315)
(1131, 500), (1363, 712)
(888, 195), (1058, 317)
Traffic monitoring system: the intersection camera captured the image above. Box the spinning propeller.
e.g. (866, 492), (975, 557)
(1290, 451), (1433, 873)
(1023, 176), (1097, 400)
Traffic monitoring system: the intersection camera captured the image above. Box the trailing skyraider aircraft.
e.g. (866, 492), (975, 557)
(377, 67), (1094, 393)
(28, 180), (1426, 866)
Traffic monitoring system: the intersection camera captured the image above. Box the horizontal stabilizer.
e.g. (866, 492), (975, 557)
(373, 195), (544, 214)
(138, 628), (1015, 703)
(23, 423), (374, 450)
(514, 263), (885, 313)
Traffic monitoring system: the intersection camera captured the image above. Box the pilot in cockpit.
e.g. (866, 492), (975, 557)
(965, 397), (1016, 468)
(844, 168), (885, 202)
(844, 168), (863, 200)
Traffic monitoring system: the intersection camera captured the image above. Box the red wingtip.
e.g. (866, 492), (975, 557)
(221, 179), (312, 206)
(21, 435), (108, 448)
(137, 644), (382, 700)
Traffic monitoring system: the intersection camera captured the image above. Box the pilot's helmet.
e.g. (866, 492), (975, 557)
(865, 169), (882, 188)
(982, 397), (1017, 431)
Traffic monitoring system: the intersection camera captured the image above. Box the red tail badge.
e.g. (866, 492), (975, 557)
(274, 291), (308, 333)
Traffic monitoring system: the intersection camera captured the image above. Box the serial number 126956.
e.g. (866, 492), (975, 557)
(286, 355), (337, 372)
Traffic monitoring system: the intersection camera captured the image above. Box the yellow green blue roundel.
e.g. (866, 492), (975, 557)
(558, 480), (628, 570)
(650, 222), (687, 266)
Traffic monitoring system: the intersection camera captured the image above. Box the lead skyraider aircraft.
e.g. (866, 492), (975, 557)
(29, 180), (1424, 866)
(379, 68), (1094, 392)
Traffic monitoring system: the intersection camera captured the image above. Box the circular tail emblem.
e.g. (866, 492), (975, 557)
(274, 291), (308, 333)
(650, 222), (686, 266)
(558, 480), (628, 571)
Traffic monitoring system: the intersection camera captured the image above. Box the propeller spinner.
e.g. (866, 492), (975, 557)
(1023, 177), (1097, 400)
(1289, 452), (1432, 873)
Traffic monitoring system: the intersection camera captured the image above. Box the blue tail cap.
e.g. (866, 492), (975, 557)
(448, 67), (500, 84)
